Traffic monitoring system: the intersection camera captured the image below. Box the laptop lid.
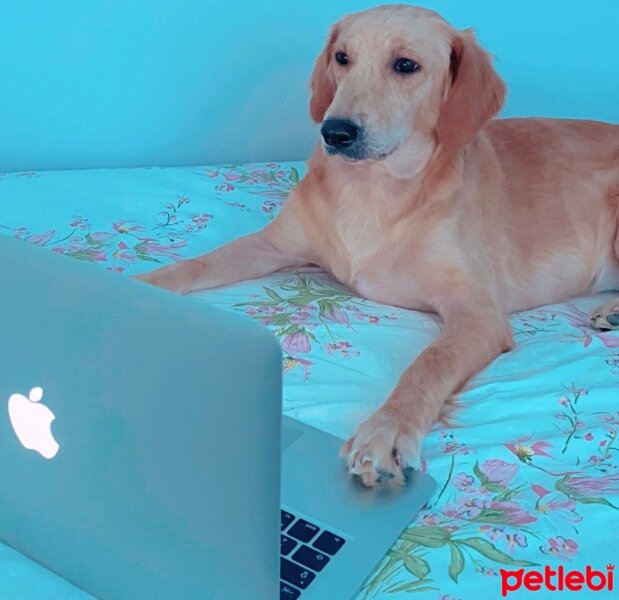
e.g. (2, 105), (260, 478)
(0, 234), (282, 600)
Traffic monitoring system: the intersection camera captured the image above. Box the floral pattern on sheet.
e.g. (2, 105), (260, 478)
(1, 161), (618, 600)
(0, 194), (209, 271)
(234, 275), (402, 380)
(0, 163), (300, 271)
(363, 381), (619, 598)
(511, 304), (619, 379)
(202, 162), (300, 218)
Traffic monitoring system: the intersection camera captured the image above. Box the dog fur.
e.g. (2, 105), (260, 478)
(136, 5), (619, 487)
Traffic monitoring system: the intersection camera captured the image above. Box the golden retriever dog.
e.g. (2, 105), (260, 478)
(136, 5), (619, 487)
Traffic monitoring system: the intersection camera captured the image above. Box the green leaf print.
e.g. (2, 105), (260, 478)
(400, 526), (451, 548)
(457, 537), (536, 566)
(447, 541), (465, 582)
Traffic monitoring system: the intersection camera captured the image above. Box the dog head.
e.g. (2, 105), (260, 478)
(309, 5), (506, 176)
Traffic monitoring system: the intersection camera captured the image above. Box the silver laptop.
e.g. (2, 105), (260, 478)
(0, 233), (436, 600)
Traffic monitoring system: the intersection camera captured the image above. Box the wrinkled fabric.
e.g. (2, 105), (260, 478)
(1, 163), (617, 599)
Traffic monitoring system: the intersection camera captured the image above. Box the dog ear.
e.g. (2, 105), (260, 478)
(309, 25), (340, 123)
(436, 30), (506, 147)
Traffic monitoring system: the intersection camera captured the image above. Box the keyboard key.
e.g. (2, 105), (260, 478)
(281, 534), (297, 556)
(313, 530), (346, 555)
(287, 519), (320, 543)
(281, 510), (295, 531)
(281, 557), (316, 589)
(280, 581), (301, 599)
(292, 545), (330, 572)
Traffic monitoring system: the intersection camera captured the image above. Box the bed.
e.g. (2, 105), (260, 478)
(1, 162), (618, 600)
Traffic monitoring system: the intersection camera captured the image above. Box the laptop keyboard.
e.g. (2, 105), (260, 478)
(279, 509), (346, 599)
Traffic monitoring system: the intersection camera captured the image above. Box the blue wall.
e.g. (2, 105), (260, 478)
(0, 1), (617, 171)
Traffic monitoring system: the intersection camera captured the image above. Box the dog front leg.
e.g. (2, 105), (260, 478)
(134, 231), (304, 293)
(133, 190), (313, 296)
(342, 307), (514, 487)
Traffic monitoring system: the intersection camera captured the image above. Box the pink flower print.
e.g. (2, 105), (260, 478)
(113, 241), (136, 262)
(28, 229), (55, 246)
(223, 172), (242, 182)
(545, 304), (619, 348)
(480, 527), (529, 554)
(584, 432), (594, 441)
(588, 331), (619, 348)
(113, 221), (143, 234)
(531, 484), (550, 498)
(505, 436), (553, 463)
(321, 305), (349, 326)
(290, 311), (311, 326)
(137, 239), (187, 260)
(533, 487), (581, 522)
(421, 513), (441, 526)
(504, 532), (528, 554)
(550, 304), (589, 328)
(561, 473), (619, 497)
(282, 356), (312, 380)
(70, 217), (88, 228)
(489, 501), (536, 525)
(480, 525), (500, 540)
(90, 231), (114, 243)
(282, 331), (311, 354)
(191, 213), (212, 227)
(445, 496), (489, 520)
(600, 413), (619, 425)
(453, 473), (475, 491)
(215, 183), (234, 192)
(75, 247), (107, 262)
(177, 194), (190, 206)
(481, 459), (519, 485)
(441, 442), (470, 455)
(540, 536), (578, 561)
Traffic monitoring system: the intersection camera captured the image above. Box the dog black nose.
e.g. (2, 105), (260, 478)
(321, 118), (359, 148)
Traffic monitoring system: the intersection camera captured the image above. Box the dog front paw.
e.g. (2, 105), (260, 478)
(590, 298), (619, 331)
(133, 259), (204, 294)
(341, 408), (421, 488)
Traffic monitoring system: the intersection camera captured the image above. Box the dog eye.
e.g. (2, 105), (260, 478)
(393, 58), (421, 74)
(335, 51), (349, 65)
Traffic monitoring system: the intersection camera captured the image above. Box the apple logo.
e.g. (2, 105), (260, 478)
(8, 386), (59, 459)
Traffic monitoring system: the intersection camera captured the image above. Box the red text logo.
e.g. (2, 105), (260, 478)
(500, 564), (614, 596)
